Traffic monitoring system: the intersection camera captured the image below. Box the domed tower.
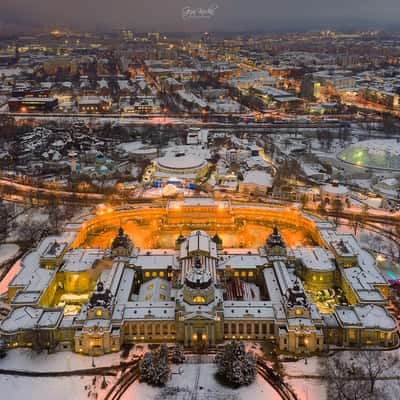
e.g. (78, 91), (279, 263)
(212, 233), (223, 250)
(175, 233), (186, 250)
(265, 226), (287, 257)
(183, 254), (215, 305)
(111, 227), (133, 257)
(176, 231), (224, 348)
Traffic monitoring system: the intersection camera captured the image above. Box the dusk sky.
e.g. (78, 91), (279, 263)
(1, 0), (400, 32)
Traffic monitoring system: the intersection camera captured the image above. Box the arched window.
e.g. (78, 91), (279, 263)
(162, 323), (168, 334)
(193, 295), (206, 303)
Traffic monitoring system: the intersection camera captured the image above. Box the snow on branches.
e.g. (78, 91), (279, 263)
(139, 345), (171, 386)
(216, 341), (256, 387)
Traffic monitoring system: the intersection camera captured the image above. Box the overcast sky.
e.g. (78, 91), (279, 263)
(1, 0), (400, 33)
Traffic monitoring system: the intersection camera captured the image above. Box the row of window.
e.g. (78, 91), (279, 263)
(123, 323), (176, 336)
(233, 271), (254, 278)
(143, 270), (255, 279)
(144, 271), (173, 278)
(224, 322), (274, 335)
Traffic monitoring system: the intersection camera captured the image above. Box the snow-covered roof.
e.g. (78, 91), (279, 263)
(262, 268), (284, 303)
(130, 253), (177, 270)
(122, 302), (175, 320)
(117, 141), (157, 155)
(242, 170), (273, 187)
(223, 302), (275, 320)
(335, 304), (397, 331)
(218, 254), (267, 269)
(321, 183), (349, 196)
(293, 246), (336, 272)
(180, 230), (217, 259)
(41, 241), (68, 259)
(0, 307), (63, 333)
(157, 154), (206, 171)
(61, 248), (104, 272)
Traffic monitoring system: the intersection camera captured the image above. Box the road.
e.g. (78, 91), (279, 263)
(1, 111), (376, 130)
(0, 178), (105, 205)
(0, 175), (398, 233)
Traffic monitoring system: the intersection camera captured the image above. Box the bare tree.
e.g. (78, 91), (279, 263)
(0, 201), (12, 241)
(47, 194), (63, 231)
(331, 199), (344, 226)
(356, 351), (398, 395)
(323, 354), (371, 400)
(17, 217), (49, 246)
(322, 351), (399, 400)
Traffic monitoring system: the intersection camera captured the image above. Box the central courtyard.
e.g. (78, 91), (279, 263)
(77, 199), (319, 250)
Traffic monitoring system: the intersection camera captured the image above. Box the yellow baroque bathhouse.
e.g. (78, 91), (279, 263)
(0, 199), (397, 355)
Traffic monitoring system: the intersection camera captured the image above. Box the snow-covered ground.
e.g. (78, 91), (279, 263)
(286, 377), (327, 400)
(123, 363), (282, 400)
(0, 375), (94, 400)
(283, 357), (327, 400)
(0, 353), (282, 400)
(281, 349), (400, 400)
(0, 244), (19, 266)
(0, 348), (124, 372)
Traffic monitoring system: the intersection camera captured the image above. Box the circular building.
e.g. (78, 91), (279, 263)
(156, 154), (207, 175)
(338, 139), (400, 171)
(153, 154), (209, 187)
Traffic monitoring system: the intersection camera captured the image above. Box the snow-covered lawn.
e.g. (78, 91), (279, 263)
(282, 356), (327, 400)
(282, 356), (321, 377)
(0, 244), (19, 266)
(123, 363), (282, 400)
(0, 357), (283, 400)
(282, 350), (400, 400)
(286, 377), (327, 400)
(0, 348), (124, 372)
(0, 375), (94, 400)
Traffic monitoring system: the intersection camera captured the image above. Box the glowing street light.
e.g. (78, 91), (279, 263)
(376, 254), (386, 263)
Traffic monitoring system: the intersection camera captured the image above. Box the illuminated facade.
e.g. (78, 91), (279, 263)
(0, 199), (397, 355)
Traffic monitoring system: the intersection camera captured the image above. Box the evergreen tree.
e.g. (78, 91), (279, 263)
(216, 341), (256, 387)
(139, 345), (170, 386)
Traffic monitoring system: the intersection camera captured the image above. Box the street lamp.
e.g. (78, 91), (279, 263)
(90, 341), (96, 367)
(304, 338), (309, 365)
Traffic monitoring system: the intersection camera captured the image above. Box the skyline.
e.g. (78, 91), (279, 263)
(1, 0), (400, 34)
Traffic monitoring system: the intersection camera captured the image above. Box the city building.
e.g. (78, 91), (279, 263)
(0, 200), (396, 356)
(238, 170), (273, 196)
(186, 128), (209, 146)
(77, 97), (111, 113)
(320, 183), (350, 206)
(8, 97), (58, 112)
(301, 75), (321, 100)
